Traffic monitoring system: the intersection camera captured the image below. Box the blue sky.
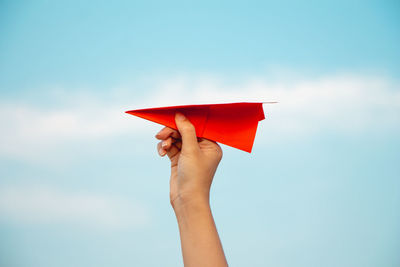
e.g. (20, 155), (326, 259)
(0, 1), (399, 267)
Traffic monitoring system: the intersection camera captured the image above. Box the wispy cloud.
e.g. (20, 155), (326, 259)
(0, 185), (150, 230)
(147, 73), (400, 139)
(0, 102), (148, 161)
(1, 73), (399, 160)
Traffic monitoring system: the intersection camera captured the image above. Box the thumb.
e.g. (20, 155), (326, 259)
(175, 112), (199, 154)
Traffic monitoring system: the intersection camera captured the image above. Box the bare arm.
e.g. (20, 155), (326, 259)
(155, 113), (228, 267)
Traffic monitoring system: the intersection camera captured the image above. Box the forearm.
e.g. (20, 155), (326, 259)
(173, 197), (228, 267)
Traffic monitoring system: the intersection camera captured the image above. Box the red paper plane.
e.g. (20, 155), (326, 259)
(125, 102), (271, 153)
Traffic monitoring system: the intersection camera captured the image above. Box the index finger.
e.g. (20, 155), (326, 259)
(155, 126), (181, 140)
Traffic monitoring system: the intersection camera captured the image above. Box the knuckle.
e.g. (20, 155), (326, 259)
(215, 148), (223, 161)
(182, 123), (194, 130)
(181, 123), (195, 133)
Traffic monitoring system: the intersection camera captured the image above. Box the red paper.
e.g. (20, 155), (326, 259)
(125, 102), (266, 153)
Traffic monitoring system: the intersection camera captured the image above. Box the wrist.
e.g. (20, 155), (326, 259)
(171, 192), (210, 214)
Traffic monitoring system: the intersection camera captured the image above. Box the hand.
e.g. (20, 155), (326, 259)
(155, 113), (228, 267)
(155, 112), (223, 209)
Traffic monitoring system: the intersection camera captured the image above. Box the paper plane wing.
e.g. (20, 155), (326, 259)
(125, 102), (266, 153)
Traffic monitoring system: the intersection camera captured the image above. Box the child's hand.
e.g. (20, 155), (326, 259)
(155, 113), (223, 209)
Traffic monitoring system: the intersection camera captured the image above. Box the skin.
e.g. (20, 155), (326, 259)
(155, 112), (228, 267)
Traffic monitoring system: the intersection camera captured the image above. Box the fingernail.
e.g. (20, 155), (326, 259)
(175, 112), (185, 121)
(159, 148), (166, 156)
(162, 141), (167, 148)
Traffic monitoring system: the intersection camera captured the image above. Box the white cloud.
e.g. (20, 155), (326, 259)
(0, 185), (150, 230)
(0, 73), (399, 160)
(147, 73), (400, 140)
(0, 102), (152, 161)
